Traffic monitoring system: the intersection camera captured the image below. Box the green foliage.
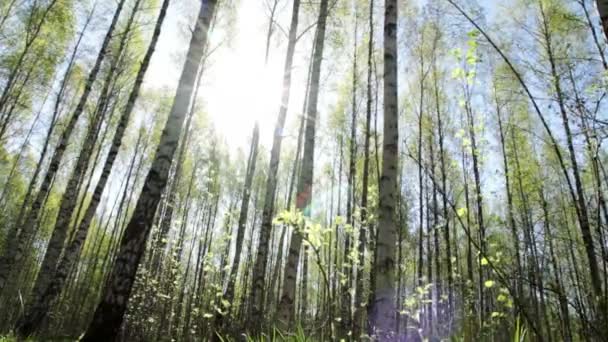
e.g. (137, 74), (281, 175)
(512, 316), (527, 342)
(216, 325), (309, 342)
(0, 0), (605, 340)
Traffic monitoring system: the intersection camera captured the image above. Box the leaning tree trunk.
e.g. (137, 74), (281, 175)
(0, 0), (127, 294)
(249, 0), (301, 332)
(370, 0), (398, 338)
(14, 0), (171, 337)
(81, 1), (216, 340)
(276, 0), (328, 330)
(150, 52), (208, 275)
(149, 85), (197, 277)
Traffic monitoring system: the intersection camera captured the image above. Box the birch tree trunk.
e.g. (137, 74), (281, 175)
(82, 1), (216, 339)
(276, 0), (328, 330)
(353, 0), (373, 336)
(370, 0), (398, 337)
(341, 10), (358, 337)
(250, 0), (300, 331)
(494, 90), (523, 307)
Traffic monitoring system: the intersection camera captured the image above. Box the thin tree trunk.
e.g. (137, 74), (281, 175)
(341, 9), (358, 337)
(0, 84), (51, 209)
(353, 0), (373, 337)
(429, 117), (441, 334)
(463, 80), (486, 324)
(416, 33), (426, 333)
(264, 0), (281, 64)
(494, 91), (523, 310)
(433, 62), (453, 327)
(579, 0), (608, 69)
(0, 64), (36, 142)
(540, 187), (573, 342)
(462, 149), (476, 339)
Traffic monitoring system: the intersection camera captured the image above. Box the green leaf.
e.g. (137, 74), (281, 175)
(457, 207), (468, 218)
(484, 280), (495, 288)
(450, 48), (462, 59)
(451, 67), (465, 79)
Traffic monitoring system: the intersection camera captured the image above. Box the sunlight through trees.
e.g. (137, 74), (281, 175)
(0, 0), (607, 340)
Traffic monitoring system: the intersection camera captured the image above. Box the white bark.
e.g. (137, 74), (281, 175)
(370, 0), (399, 338)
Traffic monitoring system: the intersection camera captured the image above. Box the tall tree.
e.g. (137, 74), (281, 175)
(250, 0), (301, 331)
(370, 0), (398, 338)
(353, 0), (374, 337)
(82, 1), (217, 339)
(277, 0), (329, 330)
(341, 4), (358, 337)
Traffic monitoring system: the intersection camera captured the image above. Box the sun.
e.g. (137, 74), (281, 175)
(203, 45), (283, 153)
(145, 0), (309, 153)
